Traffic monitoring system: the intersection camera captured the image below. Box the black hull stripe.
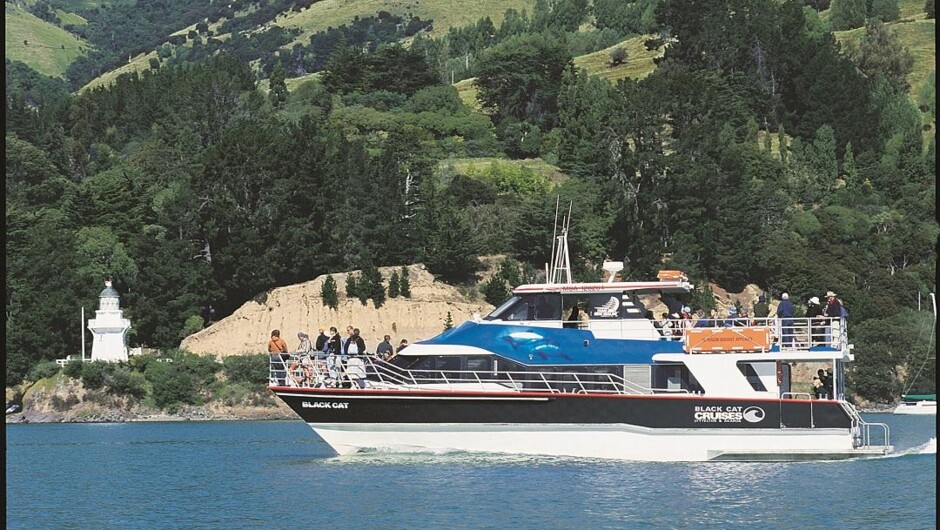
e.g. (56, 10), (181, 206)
(274, 391), (851, 430)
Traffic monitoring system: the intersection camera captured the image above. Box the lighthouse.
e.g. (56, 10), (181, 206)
(87, 280), (131, 362)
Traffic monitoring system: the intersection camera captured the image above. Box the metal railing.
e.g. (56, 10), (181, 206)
(839, 400), (891, 451)
(269, 353), (658, 395)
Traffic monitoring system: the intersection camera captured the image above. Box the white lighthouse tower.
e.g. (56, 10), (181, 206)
(87, 280), (131, 362)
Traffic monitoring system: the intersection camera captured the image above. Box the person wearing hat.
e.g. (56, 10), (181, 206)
(823, 291), (844, 347)
(753, 294), (769, 319)
(776, 293), (795, 346)
(806, 296), (824, 346)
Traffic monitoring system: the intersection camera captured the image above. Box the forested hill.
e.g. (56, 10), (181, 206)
(5, 0), (937, 404)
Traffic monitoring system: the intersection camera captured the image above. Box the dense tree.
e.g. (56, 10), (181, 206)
(830, 0), (868, 30)
(474, 32), (573, 130)
(845, 20), (915, 93)
(321, 275), (339, 309)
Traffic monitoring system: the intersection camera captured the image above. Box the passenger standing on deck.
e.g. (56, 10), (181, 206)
(823, 291), (843, 346)
(816, 369), (831, 399)
(291, 331), (313, 385)
(806, 297), (825, 346)
(397, 339), (409, 353)
(376, 335), (394, 360)
(776, 293), (795, 346)
(267, 329), (289, 386)
(325, 327), (343, 386)
(345, 327), (366, 355)
(327, 327), (342, 355)
(753, 295), (769, 320)
(812, 376), (823, 399)
(315, 328), (328, 353)
(268, 329), (288, 354)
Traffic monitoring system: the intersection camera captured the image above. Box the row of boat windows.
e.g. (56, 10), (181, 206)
(485, 293), (650, 321)
(388, 354), (770, 393)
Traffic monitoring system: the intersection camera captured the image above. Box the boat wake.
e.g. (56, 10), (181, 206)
(884, 437), (936, 458)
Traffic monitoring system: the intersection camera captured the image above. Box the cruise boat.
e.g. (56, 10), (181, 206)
(269, 223), (891, 461)
(893, 394), (937, 415)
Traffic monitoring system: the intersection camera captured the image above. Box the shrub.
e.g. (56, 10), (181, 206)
(29, 361), (61, 382)
(106, 368), (147, 399)
(178, 352), (220, 386)
(81, 361), (113, 390)
(62, 360), (84, 379)
(144, 361), (199, 409)
(222, 354), (270, 385)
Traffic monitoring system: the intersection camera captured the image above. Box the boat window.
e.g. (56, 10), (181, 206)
(487, 294), (563, 321)
(466, 356), (491, 373)
(484, 296), (521, 320)
(737, 363), (768, 392)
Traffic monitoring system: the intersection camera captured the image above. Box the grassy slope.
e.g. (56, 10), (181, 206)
(572, 34), (662, 83)
(439, 157), (569, 186)
(832, 0), (936, 144)
(278, 0), (537, 47)
(5, 2), (88, 78)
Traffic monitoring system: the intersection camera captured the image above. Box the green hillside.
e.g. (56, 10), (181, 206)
(278, 0), (537, 47)
(5, 2), (88, 78)
(573, 34), (663, 83)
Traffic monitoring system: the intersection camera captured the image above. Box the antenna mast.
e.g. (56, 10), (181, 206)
(547, 199), (573, 284)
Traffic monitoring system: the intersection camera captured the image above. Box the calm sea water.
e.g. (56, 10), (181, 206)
(6, 414), (935, 530)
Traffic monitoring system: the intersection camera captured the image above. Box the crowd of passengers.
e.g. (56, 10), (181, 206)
(646, 290), (847, 346)
(267, 326), (408, 387)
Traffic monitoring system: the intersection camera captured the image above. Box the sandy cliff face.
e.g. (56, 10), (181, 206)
(180, 264), (494, 358)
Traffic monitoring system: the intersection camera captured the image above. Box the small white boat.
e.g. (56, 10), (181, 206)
(893, 394), (937, 415)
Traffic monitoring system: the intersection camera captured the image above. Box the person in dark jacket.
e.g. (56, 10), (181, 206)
(326, 327), (342, 355)
(753, 295), (769, 319)
(344, 327), (366, 355)
(806, 297), (825, 346)
(776, 293), (795, 346)
(315, 328), (328, 353)
(376, 335), (394, 360)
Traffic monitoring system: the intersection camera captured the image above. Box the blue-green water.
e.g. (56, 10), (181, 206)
(6, 414), (935, 529)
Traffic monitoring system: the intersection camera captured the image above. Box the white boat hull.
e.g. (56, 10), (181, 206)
(308, 422), (889, 462)
(893, 401), (937, 415)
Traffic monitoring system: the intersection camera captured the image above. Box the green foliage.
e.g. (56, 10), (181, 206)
(846, 20), (915, 93)
(830, 0), (868, 31)
(399, 267), (412, 298)
(609, 46), (628, 66)
(80, 361), (112, 390)
(345, 273), (360, 300)
(359, 263), (387, 308)
(321, 274), (339, 309)
(181, 315), (204, 339)
(105, 368), (146, 399)
(323, 44), (438, 96)
(474, 32), (573, 130)
(268, 60), (288, 108)
(62, 360), (84, 379)
(222, 354), (269, 386)
(28, 361), (61, 382)
(481, 274), (511, 305)
(388, 271), (401, 298)
(928, 0), (936, 18)
(869, 0), (900, 22)
(444, 311), (455, 330)
(463, 161), (552, 195)
(144, 360), (199, 410)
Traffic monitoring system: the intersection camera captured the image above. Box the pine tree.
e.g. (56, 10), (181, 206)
(345, 273), (359, 300)
(830, 0), (867, 31)
(321, 274), (339, 310)
(388, 271), (400, 298)
(778, 125), (788, 164)
(268, 60), (288, 108)
(444, 311), (454, 330)
(399, 266), (411, 297)
(842, 142), (858, 187)
(362, 263), (385, 308)
(482, 275), (509, 305)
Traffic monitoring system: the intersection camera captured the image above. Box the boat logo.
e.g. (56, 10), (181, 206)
(302, 401), (349, 409)
(693, 405), (765, 423)
(592, 296), (620, 318)
(743, 406), (765, 423)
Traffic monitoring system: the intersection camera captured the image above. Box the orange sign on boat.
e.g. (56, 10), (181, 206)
(684, 326), (772, 353)
(657, 270), (687, 281)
